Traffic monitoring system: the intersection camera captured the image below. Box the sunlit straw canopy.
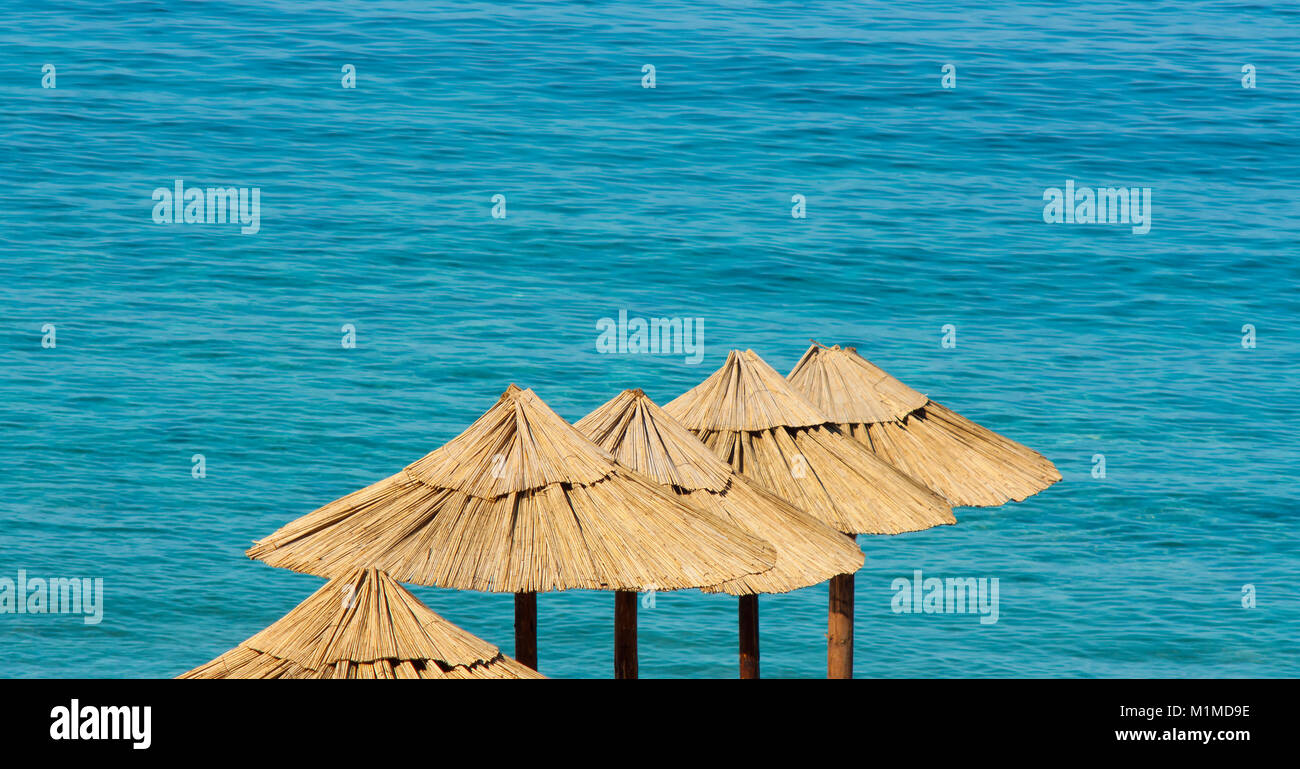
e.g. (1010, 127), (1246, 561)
(246, 385), (776, 593)
(178, 568), (543, 679)
(787, 343), (1061, 507)
(576, 389), (863, 595)
(664, 350), (955, 535)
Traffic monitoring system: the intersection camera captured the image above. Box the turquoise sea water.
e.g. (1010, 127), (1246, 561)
(2, 1), (1298, 678)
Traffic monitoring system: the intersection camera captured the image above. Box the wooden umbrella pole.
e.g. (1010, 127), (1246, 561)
(514, 591), (538, 670)
(827, 571), (854, 678)
(738, 594), (760, 679)
(614, 590), (638, 679)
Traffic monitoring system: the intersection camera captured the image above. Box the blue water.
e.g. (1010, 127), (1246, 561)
(2, 1), (1297, 678)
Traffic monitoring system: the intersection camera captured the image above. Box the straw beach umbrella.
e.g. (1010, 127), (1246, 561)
(787, 343), (1061, 507)
(179, 567), (544, 679)
(245, 385), (775, 678)
(576, 389), (864, 678)
(664, 349), (955, 678)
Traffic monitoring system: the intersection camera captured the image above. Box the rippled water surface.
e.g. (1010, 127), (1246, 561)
(1, 1), (1297, 678)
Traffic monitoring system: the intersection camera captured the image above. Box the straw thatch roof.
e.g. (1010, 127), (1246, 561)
(576, 389), (864, 595)
(246, 386), (776, 593)
(178, 568), (544, 679)
(788, 343), (1061, 507)
(664, 350), (955, 535)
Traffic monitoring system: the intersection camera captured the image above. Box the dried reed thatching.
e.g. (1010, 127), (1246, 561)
(178, 568), (544, 679)
(246, 385), (776, 592)
(787, 343), (1061, 507)
(664, 350), (954, 535)
(576, 389), (863, 596)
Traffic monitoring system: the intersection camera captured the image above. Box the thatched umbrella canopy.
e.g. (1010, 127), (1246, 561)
(664, 349), (955, 678)
(787, 343), (1061, 507)
(179, 567), (544, 679)
(576, 389), (864, 678)
(245, 385), (776, 678)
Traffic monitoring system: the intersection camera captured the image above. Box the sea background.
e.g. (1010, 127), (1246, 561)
(1, 1), (1297, 678)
